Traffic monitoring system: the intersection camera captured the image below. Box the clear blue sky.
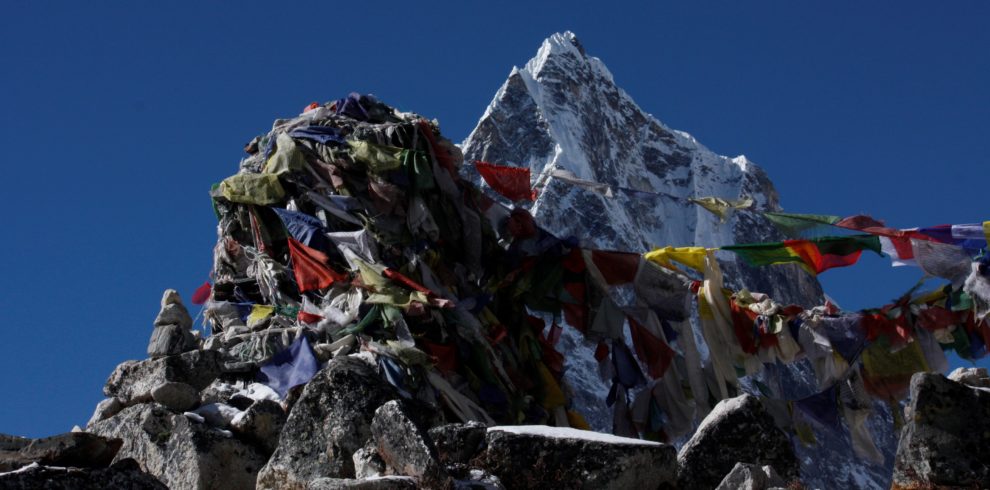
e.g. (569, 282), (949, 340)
(1, 2), (987, 437)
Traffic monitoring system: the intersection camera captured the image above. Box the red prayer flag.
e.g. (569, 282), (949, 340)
(191, 281), (211, 305)
(287, 237), (347, 292)
(474, 161), (536, 202)
(422, 341), (458, 373)
(627, 316), (675, 378)
(383, 268), (433, 295)
(297, 310), (323, 324)
(591, 250), (639, 285)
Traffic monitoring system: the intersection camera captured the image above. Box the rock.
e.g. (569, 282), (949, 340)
(428, 422), (487, 467)
(87, 398), (125, 427)
(257, 356), (398, 490)
(478, 426), (677, 490)
(104, 349), (221, 405)
(199, 379), (241, 405)
(0, 434), (31, 451)
(150, 382), (199, 412)
(0, 432), (122, 472)
(352, 443), (386, 479)
(370, 400), (444, 483)
(677, 394), (799, 490)
(89, 403), (267, 490)
(154, 289), (192, 330)
(147, 324), (196, 358)
(714, 463), (787, 490)
(231, 399), (287, 454)
(306, 476), (418, 489)
(891, 372), (990, 489)
(0, 458), (167, 489)
(947, 366), (990, 388)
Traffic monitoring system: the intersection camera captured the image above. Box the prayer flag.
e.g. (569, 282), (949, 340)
(474, 161), (536, 202)
(287, 237), (347, 292)
(763, 212), (841, 237)
(258, 335), (320, 399)
(191, 281), (211, 305)
(272, 207), (328, 251)
(689, 196), (754, 222)
(627, 315), (675, 378)
(723, 235), (882, 275)
(643, 246), (709, 274)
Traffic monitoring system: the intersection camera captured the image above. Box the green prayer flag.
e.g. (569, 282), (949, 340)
(763, 212), (842, 237)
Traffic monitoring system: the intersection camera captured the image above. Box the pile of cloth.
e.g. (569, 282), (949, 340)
(201, 93), (687, 430)
(196, 93), (990, 455)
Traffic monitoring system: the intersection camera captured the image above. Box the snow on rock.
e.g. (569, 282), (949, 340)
(488, 425), (661, 446)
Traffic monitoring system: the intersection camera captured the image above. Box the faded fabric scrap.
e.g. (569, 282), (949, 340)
(219, 173), (285, 205)
(549, 168), (614, 198)
(794, 385), (840, 428)
(288, 125), (348, 146)
(632, 259), (692, 321)
(913, 239), (976, 286)
(689, 196), (754, 222)
(258, 334), (320, 398)
(348, 140), (405, 173)
(861, 338), (929, 400)
(627, 312), (675, 378)
(590, 250), (640, 285)
(763, 212), (841, 237)
(287, 237), (346, 292)
(474, 161), (535, 202)
(264, 132), (307, 175)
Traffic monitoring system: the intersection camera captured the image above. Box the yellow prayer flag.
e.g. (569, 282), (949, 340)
(247, 305), (274, 325)
(644, 246), (710, 273)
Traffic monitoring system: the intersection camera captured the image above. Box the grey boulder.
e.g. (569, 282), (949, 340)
(0, 432), (122, 472)
(231, 399), (287, 454)
(677, 394), (799, 490)
(306, 476), (418, 489)
(154, 289), (193, 330)
(87, 397), (124, 427)
(370, 400), (444, 484)
(428, 422), (487, 467)
(892, 372), (990, 488)
(479, 426), (677, 490)
(256, 355), (398, 490)
(147, 324), (197, 358)
(714, 462), (787, 490)
(103, 349), (221, 406)
(150, 381), (200, 412)
(0, 458), (167, 490)
(89, 403), (267, 490)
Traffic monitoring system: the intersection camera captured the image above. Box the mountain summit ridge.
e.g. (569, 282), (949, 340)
(461, 31), (896, 490)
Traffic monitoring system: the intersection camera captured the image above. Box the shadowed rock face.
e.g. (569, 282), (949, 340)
(461, 32), (899, 489)
(478, 426), (677, 490)
(0, 458), (167, 490)
(89, 403), (267, 490)
(677, 394), (799, 490)
(892, 371), (990, 489)
(256, 356), (399, 490)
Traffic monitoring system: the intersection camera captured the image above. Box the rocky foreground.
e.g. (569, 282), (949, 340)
(3, 318), (988, 490)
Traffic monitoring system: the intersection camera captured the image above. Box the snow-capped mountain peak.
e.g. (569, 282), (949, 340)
(461, 32), (896, 490)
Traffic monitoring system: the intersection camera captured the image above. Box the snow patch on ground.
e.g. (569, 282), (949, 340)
(489, 425), (662, 446)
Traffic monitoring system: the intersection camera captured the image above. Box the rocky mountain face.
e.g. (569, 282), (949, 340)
(460, 32), (896, 489)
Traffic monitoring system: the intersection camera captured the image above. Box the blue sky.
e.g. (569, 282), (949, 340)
(1, 2), (987, 437)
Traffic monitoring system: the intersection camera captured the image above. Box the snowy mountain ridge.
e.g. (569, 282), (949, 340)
(461, 31), (896, 490)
